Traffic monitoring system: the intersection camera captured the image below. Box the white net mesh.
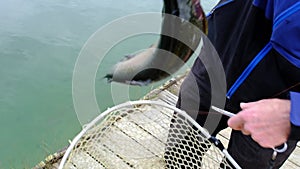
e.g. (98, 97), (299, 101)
(60, 101), (237, 169)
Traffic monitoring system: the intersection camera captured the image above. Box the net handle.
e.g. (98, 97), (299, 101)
(58, 100), (240, 169)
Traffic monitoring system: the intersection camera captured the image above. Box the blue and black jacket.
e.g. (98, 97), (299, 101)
(192, 0), (300, 139)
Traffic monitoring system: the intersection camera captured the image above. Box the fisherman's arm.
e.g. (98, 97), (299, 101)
(227, 95), (300, 148)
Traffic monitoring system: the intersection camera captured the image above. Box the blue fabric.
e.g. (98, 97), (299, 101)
(226, 43), (272, 98)
(253, 0), (300, 68)
(290, 92), (300, 126)
(252, 0), (274, 19)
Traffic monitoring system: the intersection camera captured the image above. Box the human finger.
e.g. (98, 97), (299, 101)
(240, 101), (257, 109)
(241, 123), (251, 135)
(241, 129), (251, 135)
(227, 114), (245, 131)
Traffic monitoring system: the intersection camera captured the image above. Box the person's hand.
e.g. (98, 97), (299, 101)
(227, 99), (291, 148)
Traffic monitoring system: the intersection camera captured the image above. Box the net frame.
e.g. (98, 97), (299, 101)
(58, 100), (241, 169)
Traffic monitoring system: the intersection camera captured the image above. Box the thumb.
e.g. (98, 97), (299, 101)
(228, 114), (245, 131)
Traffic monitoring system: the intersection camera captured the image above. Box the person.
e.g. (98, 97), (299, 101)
(175, 0), (300, 168)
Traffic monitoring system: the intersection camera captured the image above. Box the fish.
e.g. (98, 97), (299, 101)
(105, 0), (207, 85)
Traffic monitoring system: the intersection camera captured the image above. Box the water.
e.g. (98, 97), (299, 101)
(0, 1), (217, 168)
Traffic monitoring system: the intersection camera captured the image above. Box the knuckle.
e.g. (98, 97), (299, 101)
(242, 129), (250, 135)
(251, 133), (260, 142)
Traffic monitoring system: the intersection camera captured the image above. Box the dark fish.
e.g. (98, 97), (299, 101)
(105, 0), (207, 85)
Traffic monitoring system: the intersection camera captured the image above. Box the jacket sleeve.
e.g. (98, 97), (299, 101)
(289, 91), (300, 140)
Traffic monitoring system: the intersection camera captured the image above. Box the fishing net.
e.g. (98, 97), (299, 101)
(59, 100), (240, 169)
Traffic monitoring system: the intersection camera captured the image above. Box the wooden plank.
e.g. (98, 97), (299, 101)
(63, 163), (77, 169)
(84, 131), (135, 169)
(114, 116), (166, 156)
(281, 160), (300, 169)
(67, 151), (105, 169)
(218, 128), (231, 140)
(157, 90), (178, 106)
(68, 151), (106, 169)
(286, 145), (300, 167)
(99, 124), (165, 168)
(130, 107), (172, 133)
